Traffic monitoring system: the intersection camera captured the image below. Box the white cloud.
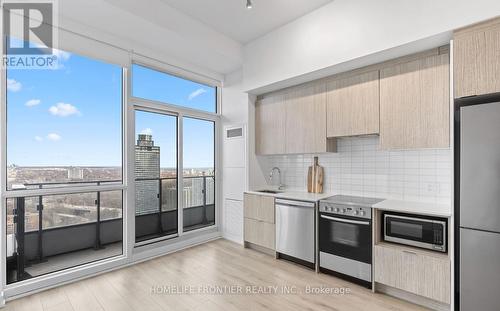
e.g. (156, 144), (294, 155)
(46, 133), (61, 141)
(7, 79), (22, 92)
(188, 88), (206, 100)
(52, 49), (71, 61)
(34, 136), (43, 142)
(25, 99), (41, 107)
(141, 128), (153, 135)
(49, 102), (80, 117)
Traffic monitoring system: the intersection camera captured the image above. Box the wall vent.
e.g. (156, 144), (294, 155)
(226, 127), (243, 139)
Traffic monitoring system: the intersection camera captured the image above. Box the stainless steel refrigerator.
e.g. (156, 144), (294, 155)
(458, 97), (500, 311)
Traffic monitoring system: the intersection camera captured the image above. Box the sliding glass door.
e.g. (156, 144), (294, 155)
(132, 63), (218, 242)
(182, 118), (215, 232)
(134, 110), (178, 243)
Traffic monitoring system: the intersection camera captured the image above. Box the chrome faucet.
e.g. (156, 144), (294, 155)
(269, 167), (285, 190)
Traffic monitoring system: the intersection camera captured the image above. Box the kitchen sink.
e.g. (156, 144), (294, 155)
(257, 190), (282, 194)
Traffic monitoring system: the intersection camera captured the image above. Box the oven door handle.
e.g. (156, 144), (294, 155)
(320, 215), (370, 226)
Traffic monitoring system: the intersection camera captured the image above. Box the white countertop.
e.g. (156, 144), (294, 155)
(246, 188), (453, 216)
(373, 199), (452, 217)
(245, 188), (334, 203)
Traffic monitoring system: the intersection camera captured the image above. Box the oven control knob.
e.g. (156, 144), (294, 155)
(360, 210), (366, 216)
(353, 211), (359, 215)
(342, 209), (346, 213)
(333, 207), (339, 212)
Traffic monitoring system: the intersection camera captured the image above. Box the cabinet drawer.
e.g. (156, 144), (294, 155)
(244, 194), (275, 223)
(244, 218), (275, 250)
(374, 245), (450, 304)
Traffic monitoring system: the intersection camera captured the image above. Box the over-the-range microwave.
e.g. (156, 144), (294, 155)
(383, 212), (447, 253)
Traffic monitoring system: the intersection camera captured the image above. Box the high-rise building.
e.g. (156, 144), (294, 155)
(67, 167), (84, 180)
(206, 177), (215, 205)
(135, 134), (160, 215)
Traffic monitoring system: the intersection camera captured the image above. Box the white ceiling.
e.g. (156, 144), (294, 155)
(159, 0), (334, 44)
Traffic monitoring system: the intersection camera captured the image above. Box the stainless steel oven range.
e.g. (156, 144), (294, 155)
(319, 195), (384, 288)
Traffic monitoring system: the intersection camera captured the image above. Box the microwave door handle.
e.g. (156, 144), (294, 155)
(320, 215), (370, 226)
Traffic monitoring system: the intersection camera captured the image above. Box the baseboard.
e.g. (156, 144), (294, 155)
(0, 291), (5, 308)
(244, 241), (276, 256)
(133, 231), (222, 262)
(375, 283), (450, 311)
(222, 232), (243, 245)
(4, 231), (222, 302)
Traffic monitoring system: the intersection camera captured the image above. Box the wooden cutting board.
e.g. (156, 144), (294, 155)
(307, 156), (324, 193)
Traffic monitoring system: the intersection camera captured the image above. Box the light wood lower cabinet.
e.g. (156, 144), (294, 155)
(244, 193), (275, 251)
(244, 218), (275, 250)
(244, 194), (275, 224)
(374, 244), (451, 304)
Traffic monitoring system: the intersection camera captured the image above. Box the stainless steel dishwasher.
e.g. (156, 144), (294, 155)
(275, 199), (315, 266)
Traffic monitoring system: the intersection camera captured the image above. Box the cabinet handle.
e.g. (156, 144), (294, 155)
(403, 250), (417, 255)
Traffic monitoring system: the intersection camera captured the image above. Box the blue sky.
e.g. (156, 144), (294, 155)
(7, 50), (215, 168)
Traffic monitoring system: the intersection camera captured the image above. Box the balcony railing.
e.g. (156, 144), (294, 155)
(7, 175), (215, 283)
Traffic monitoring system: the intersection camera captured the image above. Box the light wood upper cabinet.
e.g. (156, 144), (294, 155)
(255, 94), (286, 155)
(454, 18), (500, 98)
(285, 83), (336, 154)
(380, 54), (450, 149)
(256, 83), (336, 155)
(326, 71), (380, 137)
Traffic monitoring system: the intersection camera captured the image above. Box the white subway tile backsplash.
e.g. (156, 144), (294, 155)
(259, 136), (452, 204)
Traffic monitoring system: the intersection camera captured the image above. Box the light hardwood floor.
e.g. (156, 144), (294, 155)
(3, 239), (427, 311)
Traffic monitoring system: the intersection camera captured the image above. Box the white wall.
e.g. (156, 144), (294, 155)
(257, 137), (452, 206)
(220, 70), (249, 243)
(58, 0), (243, 80)
(243, 0), (500, 93)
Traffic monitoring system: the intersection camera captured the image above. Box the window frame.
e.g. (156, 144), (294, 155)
(181, 116), (216, 232)
(0, 29), (222, 301)
(130, 59), (221, 247)
(133, 108), (179, 245)
(0, 35), (130, 296)
(132, 63), (219, 114)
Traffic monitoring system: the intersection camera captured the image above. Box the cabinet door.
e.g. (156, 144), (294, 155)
(244, 193), (261, 219)
(326, 71), (380, 137)
(244, 193), (275, 224)
(244, 218), (275, 250)
(285, 83), (329, 154)
(454, 30), (487, 98)
(484, 24), (500, 95)
(374, 245), (450, 304)
(380, 54), (450, 149)
(255, 94), (286, 155)
(454, 19), (500, 98)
